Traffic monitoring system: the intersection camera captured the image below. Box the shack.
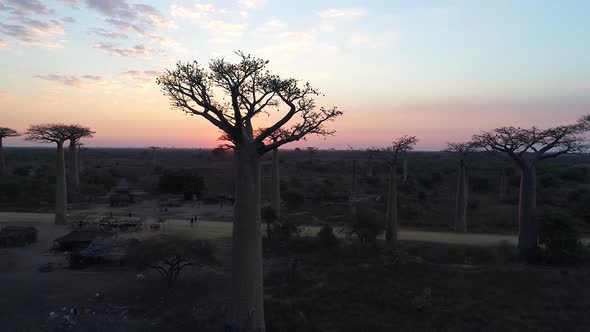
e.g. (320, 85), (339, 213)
(0, 226), (38, 247)
(54, 230), (114, 252)
(71, 237), (139, 268)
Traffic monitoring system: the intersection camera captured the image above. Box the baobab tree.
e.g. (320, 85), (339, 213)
(66, 125), (94, 199)
(473, 116), (590, 260)
(0, 127), (19, 176)
(306, 146), (318, 165)
(157, 52), (342, 331)
(445, 141), (478, 233)
(375, 135), (418, 247)
(264, 128), (289, 219)
(365, 148), (375, 177)
(25, 124), (72, 224)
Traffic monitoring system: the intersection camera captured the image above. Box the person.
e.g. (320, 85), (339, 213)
(190, 217), (194, 227)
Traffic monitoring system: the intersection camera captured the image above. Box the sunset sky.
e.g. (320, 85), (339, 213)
(0, 0), (589, 150)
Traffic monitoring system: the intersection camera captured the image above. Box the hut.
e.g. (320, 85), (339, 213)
(71, 237), (139, 268)
(0, 226), (38, 247)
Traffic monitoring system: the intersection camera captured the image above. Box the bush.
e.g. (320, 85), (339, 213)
(344, 204), (384, 247)
(271, 221), (303, 241)
(127, 236), (217, 288)
(316, 225), (338, 247)
(158, 169), (205, 200)
(539, 211), (588, 265)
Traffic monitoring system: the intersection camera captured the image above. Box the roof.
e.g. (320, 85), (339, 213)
(54, 230), (113, 244)
(0, 226), (38, 235)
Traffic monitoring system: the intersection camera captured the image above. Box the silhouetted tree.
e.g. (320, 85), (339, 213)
(402, 157), (408, 184)
(365, 148), (375, 177)
(306, 146), (318, 166)
(445, 142), (478, 233)
(473, 116), (590, 260)
(157, 51), (342, 331)
(66, 125), (94, 199)
(262, 128), (289, 219)
(374, 135), (418, 247)
(0, 127), (19, 176)
(25, 124), (72, 224)
(149, 146), (160, 168)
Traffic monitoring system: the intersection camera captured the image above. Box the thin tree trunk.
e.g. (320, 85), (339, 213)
(271, 148), (280, 219)
(0, 137), (5, 176)
(518, 164), (538, 260)
(228, 145), (265, 332)
(455, 160), (467, 233)
(402, 158), (408, 184)
(55, 142), (67, 225)
(386, 163), (398, 246)
(68, 139), (80, 200)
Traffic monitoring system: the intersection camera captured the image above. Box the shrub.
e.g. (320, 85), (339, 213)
(271, 221), (303, 241)
(539, 211), (588, 265)
(344, 204), (384, 247)
(127, 236), (217, 288)
(261, 206), (277, 239)
(158, 169), (205, 200)
(316, 225), (338, 247)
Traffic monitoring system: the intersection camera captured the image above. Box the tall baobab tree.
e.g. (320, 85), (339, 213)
(157, 52), (342, 331)
(473, 116), (590, 259)
(25, 124), (72, 225)
(445, 142), (477, 233)
(306, 146), (318, 166)
(264, 128), (289, 220)
(149, 146), (160, 169)
(365, 148), (375, 177)
(402, 157), (408, 183)
(66, 125), (94, 199)
(375, 135), (418, 247)
(0, 127), (19, 176)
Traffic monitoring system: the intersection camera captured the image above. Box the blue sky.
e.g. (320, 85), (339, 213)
(0, 0), (588, 149)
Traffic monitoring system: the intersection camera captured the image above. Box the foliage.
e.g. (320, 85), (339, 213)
(158, 169), (205, 200)
(271, 221), (303, 241)
(316, 225), (338, 247)
(344, 204), (385, 247)
(539, 211), (588, 265)
(261, 206), (277, 239)
(127, 236), (217, 288)
(283, 190), (305, 210)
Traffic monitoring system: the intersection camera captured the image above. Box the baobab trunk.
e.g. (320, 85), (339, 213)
(0, 137), (5, 176)
(271, 148), (280, 219)
(402, 158), (408, 183)
(228, 145), (265, 332)
(455, 159), (467, 233)
(55, 142), (67, 225)
(386, 163), (399, 246)
(68, 139), (80, 199)
(518, 164), (538, 260)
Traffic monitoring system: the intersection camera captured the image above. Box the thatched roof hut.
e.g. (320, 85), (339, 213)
(54, 230), (113, 251)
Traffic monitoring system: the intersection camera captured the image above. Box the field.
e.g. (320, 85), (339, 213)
(1, 148), (589, 331)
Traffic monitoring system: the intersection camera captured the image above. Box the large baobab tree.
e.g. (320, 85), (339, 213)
(473, 116), (590, 259)
(157, 52), (342, 331)
(66, 125), (94, 199)
(445, 142), (477, 233)
(375, 135), (418, 247)
(0, 127), (19, 176)
(264, 128), (289, 220)
(25, 124), (72, 225)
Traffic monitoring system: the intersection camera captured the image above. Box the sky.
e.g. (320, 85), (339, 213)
(0, 0), (589, 150)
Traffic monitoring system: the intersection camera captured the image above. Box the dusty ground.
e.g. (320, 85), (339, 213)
(0, 210), (587, 331)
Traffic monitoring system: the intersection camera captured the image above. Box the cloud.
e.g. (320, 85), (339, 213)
(121, 70), (162, 83)
(318, 8), (367, 19)
(170, 3), (215, 19)
(205, 20), (244, 42)
(88, 27), (128, 39)
(257, 17), (287, 32)
(93, 42), (162, 57)
(0, 38), (6, 47)
(350, 30), (398, 48)
(0, 17), (66, 48)
(34, 74), (105, 88)
(238, 0), (267, 9)
(84, 0), (175, 31)
(1, 0), (54, 15)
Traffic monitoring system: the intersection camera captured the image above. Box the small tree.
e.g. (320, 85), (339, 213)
(445, 142), (478, 233)
(343, 204), (384, 247)
(373, 135), (418, 247)
(306, 146), (319, 166)
(473, 116), (590, 260)
(261, 206), (277, 239)
(157, 51), (342, 331)
(25, 124), (72, 224)
(66, 125), (94, 199)
(0, 127), (20, 176)
(128, 236), (217, 288)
